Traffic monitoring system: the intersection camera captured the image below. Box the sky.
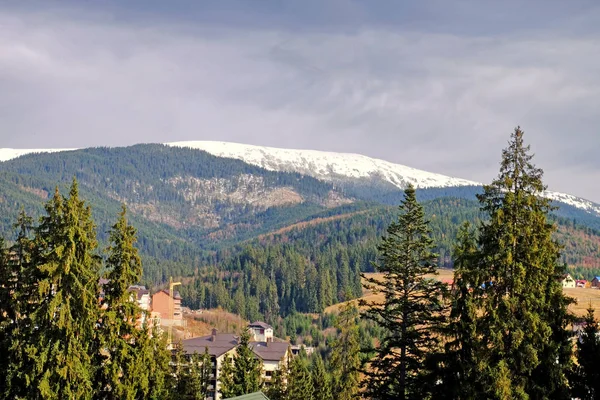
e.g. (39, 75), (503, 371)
(1, 0), (599, 202)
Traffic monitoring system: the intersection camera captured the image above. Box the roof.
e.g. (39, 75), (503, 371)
(250, 341), (290, 361)
(594, 276), (600, 281)
(224, 391), (270, 400)
(154, 289), (182, 300)
(128, 285), (149, 300)
(182, 335), (290, 361)
(181, 333), (238, 358)
(249, 321), (272, 329)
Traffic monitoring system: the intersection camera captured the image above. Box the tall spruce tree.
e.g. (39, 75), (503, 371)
(427, 222), (481, 400)
(361, 184), (447, 399)
(287, 355), (314, 400)
(311, 352), (333, 400)
(265, 358), (288, 400)
(219, 329), (263, 397)
(218, 354), (236, 399)
(455, 127), (574, 399)
(96, 205), (146, 399)
(21, 180), (102, 399)
(572, 306), (600, 399)
(1, 212), (38, 398)
(330, 302), (361, 400)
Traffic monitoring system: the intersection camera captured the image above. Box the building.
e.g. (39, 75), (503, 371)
(182, 329), (240, 400)
(248, 321), (274, 342)
(561, 274), (576, 288)
(152, 289), (184, 327)
(592, 277), (600, 288)
(576, 280), (588, 288)
(129, 285), (151, 311)
(181, 323), (291, 400)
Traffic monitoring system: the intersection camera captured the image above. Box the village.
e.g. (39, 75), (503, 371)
(101, 280), (312, 400)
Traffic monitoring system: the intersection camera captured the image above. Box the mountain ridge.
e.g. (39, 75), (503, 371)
(2, 142), (599, 216)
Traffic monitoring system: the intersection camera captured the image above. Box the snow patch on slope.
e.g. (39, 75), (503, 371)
(166, 141), (480, 189)
(0, 148), (75, 162)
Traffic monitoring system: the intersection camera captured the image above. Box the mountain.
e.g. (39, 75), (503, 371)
(1, 143), (600, 319)
(165, 141), (600, 218)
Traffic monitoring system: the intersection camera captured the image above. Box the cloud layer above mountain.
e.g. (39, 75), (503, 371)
(1, 0), (599, 201)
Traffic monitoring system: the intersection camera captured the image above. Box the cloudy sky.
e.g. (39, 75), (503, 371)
(1, 1), (599, 201)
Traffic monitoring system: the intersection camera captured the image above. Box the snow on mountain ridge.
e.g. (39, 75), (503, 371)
(165, 141), (480, 189)
(1, 143), (599, 216)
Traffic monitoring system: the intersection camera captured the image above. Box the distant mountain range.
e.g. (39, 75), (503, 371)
(1, 142), (599, 287)
(3, 142), (599, 217)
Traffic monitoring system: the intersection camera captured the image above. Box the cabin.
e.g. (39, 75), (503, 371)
(592, 277), (600, 288)
(561, 274), (576, 288)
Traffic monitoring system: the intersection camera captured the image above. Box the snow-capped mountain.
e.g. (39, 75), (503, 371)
(165, 141), (480, 189)
(1, 142), (599, 217)
(165, 141), (600, 217)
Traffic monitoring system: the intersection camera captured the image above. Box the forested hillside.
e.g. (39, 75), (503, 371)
(1, 144), (600, 322)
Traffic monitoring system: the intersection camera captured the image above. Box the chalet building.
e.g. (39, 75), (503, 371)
(152, 289), (184, 327)
(181, 322), (292, 400)
(592, 276), (600, 288)
(561, 274), (576, 288)
(576, 280), (588, 288)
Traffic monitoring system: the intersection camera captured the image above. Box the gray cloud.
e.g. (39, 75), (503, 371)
(0, 1), (599, 202)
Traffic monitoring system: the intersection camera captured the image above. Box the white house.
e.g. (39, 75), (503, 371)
(561, 274), (576, 288)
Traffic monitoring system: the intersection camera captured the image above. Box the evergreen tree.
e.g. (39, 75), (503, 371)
(311, 352), (333, 400)
(142, 324), (172, 400)
(95, 205), (146, 399)
(455, 127), (574, 398)
(265, 359), (288, 400)
(172, 341), (189, 399)
(21, 181), (102, 399)
(330, 302), (361, 400)
(1, 212), (38, 398)
(361, 184), (447, 399)
(287, 355), (313, 400)
(572, 306), (600, 399)
(219, 329), (263, 397)
(234, 329), (263, 395)
(427, 222), (481, 399)
(218, 354), (236, 399)
(198, 348), (213, 400)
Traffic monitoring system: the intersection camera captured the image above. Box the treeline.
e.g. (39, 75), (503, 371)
(354, 128), (600, 399)
(0, 180), (208, 399)
(177, 195), (600, 321)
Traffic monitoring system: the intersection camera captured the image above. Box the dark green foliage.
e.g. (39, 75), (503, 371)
(0, 181), (173, 400)
(311, 349), (333, 400)
(427, 223), (481, 399)
(448, 128), (574, 399)
(20, 181), (102, 399)
(286, 355), (314, 400)
(265, 363), (287, 400)
(171, 345), (211, 400)
(330, 302), (361, 400)
(572, 306), (600, 399)
(219, 329), (263, 398)
(361, 185), (447, 400)
(95, 205), (148, 399)
(218, 354), (236, 399)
